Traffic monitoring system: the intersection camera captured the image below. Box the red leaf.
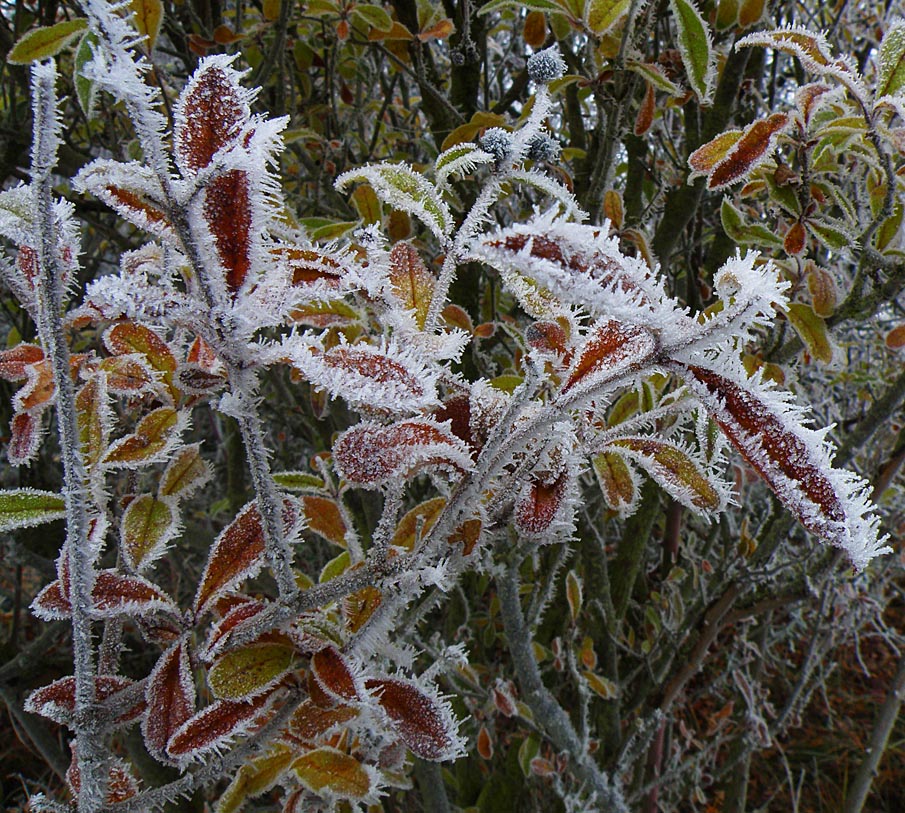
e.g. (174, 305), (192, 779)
(707, 113), (789, 189)
(166, 689), (277, 759)
(516, 471), (569, 534)
(204, 169), (252, 294)
(634, 81), (655, 136)
(15, 358), (55, 412)
(195, 499), (299, 615)
(311, 645), (360, 705)
(683, 365), (844, 534)
(333, 419), (473, 488)
(562, 320), (657, 393)
(67, 746), (139, 804)
(8, 411), (42, 465)
(26, 675), (145, 726)
(143, 640), (196, 759)
(365, 678), (459, 761)
(31, 578), (70, 620)
(278, 247), (345, 287)
(0, 344), (43, 381)
(200, 599), (267, 661)
(91, 570), (178, 617)
(175, 59), (248, 173)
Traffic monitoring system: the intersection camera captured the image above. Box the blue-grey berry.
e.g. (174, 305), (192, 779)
(527, 46), (566, 84)
(480, 128), (514, 167)
(526, 133), (561, 163)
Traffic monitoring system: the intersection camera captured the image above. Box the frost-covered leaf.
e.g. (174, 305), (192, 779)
(302, 495), (347, 547)
(99, 354), (157, 395)
(691, 114), (789, 190)
(592, 451), (639, 515)
(669, 0), (715, 102)
(209, 643), (295, 699)
(8, 411), (43, 466)
(73, 32), (99, 118)
(625, 60), (683, 97)
(31, 577), (70, 620)
(173, 54), (251, 174)
(0, 344), (43, 380)
(287, 700), (359, 743)
(474, 211), (688, 339)
(610, 437), (727, 511)
(8, 18), (88, 64)
(336, 163), (452, 241)
(434, 142), (494, 185)
(333, 418), (473, 488)
(720, 198), (783, 247)
(166, 690), (277, 760)
(143, 640), (196, 760)
(26, 675), (144, 726)
(121, 494), (178, 571)
(103, 322), (177, 395)
(738, 26), (832, 71)
(562, 320), (658, 395)
(204, 169), (253, 295)
(876, 19), (905, 99)
(678, 364), (889, 570)
(67, 748), (139, 804)
(76, 374), (110, 470)
(807, 264), (837, 317)
(90, 570), (178, 618)
(289, 339), (439, 414)
(344, 585), (383, 632)
(311, 645), (361, 705)
(200, 599), (268, 662)
(273, 471), (326, 492)
(391, 497), (446, 551)
(586, 0), (630, 35)
(387, 242), (435, 330)
(292, 747), (376, 800)
(366, 677), (463, 761)
(195, 499), (300, 615)
(160, 444), (210, 498)
(516, 472), (571, 534)
(217, 744), (295, 813)
(102, 407), (185, 467)
(74, 159), (172, 238)
(0, 488), (65, 532)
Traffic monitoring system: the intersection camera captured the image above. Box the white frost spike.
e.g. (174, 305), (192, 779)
(287, 336), (440, 414)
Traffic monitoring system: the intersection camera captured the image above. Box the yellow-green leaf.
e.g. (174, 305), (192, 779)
(102, 407), (180, 467)
(292, 747), (374, 799)
(387, 242), (435, 329)
(876, 19), (905, 98)
(121, 494), (176, 571)
(391, 497), (446, 552)
(592, 451), (637, 514)
(320, 550), (351, 583)
(217, 745), (295, 813)
(583, 670), (618, 699)
(586, 0), (630, 35)
(350, 184), (381, 224)
(8, 18), (88, 64)
(208, 643), (295, 699)
(160, 444), (210, 498)
(565, 570), (582, 622)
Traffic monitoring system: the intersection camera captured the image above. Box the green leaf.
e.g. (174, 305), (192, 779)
(351, 3), (394, 31)
(787, 303), (833, 363)
(8, 18), (88, 64)
(805, 218), (853, 251)
(0, 489), (66, 532)
(479, 0), (567, 15)
(668, 0), (714, 103)
(585, 0), (630, 35)
(625, 60), (683, 97)
(272, 471), (326, 492)
(720, 198), (782, 247)
(73, 32), (99, 119)
(877, 20), (905, 98)
(121, 494), (177, 571)
(350, 183), (381, 224)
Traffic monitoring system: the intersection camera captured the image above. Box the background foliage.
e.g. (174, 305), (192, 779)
(2, 0), (905, 811)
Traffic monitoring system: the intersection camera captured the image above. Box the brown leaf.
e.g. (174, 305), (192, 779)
(634, 81), (655, 136)
(302, 496), (348, 548)
(286, 699), (359, 743)
(166, 691), (277, 759)
(292, 747), (374, 799)
(9, 411), (42, 466)
(26, 675), (145, 726)
(204, 170), (252, 294)
(311, 645), (360, 704)
(516, 471), (569, 534)
(175, 62), (248, 173)
(707, 113), (789, 189)
(102, 406), (180, 467)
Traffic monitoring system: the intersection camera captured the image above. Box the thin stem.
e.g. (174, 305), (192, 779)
(29, 61), (104, 813)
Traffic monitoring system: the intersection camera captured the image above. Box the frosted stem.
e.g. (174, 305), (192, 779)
(29, 61), (105, 812)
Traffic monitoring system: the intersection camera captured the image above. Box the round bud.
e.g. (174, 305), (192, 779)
(479, 128), (514, 167)
(526, 133), (561, 163)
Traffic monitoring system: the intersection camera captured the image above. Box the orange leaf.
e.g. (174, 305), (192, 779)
(287, 700), (359, 743)
(166, 691), (276, 759)
(26, 675), (145, 726)
(311, 645), (360, 704)
(102, 406), (180, 467)
(634, 81), (655, 136)
(707, 113), (789, 189)
(388, 242), (435, 329)
(0, 344), (43, 380)
(418, 18), (455, 41)
(390, 497), (446, 551)
(516, 472), (569, 534)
